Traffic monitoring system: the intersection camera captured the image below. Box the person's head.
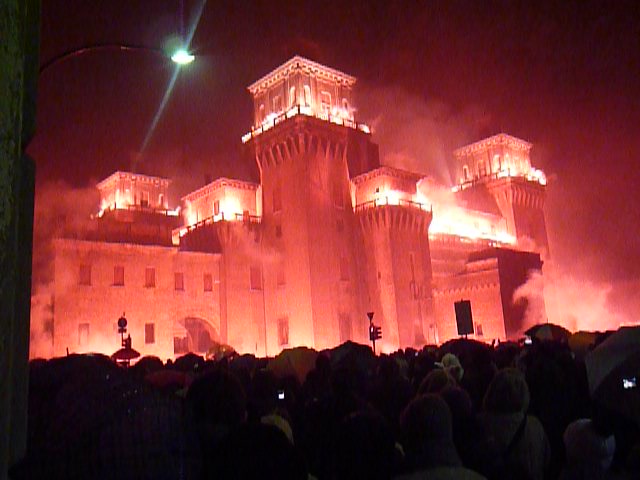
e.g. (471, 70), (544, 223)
(400, 394), (460, 469)
(440, 385), (474, 422)
(418, 368), (456, 395)
(438, 353), (464, 382)
(483, 367), (530, 414)
(332, 411), (397, 480)
(564, 418), (616, 471)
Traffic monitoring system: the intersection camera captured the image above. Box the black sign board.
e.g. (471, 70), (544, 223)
(454, 300), (474, 336)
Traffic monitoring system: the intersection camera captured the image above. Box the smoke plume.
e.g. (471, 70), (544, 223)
(513, 261), (634, 332)
(356, 84), (488, 184)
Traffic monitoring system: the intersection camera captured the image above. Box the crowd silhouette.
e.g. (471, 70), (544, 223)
(10, 330), (640, 480)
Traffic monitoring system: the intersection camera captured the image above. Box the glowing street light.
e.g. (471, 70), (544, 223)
(170, 48), (195, 65)
(40, 44), (196, 73)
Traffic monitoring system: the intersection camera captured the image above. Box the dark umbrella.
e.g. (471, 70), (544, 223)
(173, 352), (205, 372)
(525, 323), (571, 341)
(268, 346), (318, 383)
(329, 341), (376, 375)
(231, 353), (258, 374)
(585, 326), (640, 425)
(111, 346), (141, 361)
(568, 331), (599, 360)
(438, 338), (492, 363)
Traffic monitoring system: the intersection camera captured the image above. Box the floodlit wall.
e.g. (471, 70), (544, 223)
(97, 171), (171, 211)
(433, 260), (507, 343)
(50, 238), (221, 360)
(182, 178), (258, 226)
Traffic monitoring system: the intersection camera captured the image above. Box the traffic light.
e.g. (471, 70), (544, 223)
(369, 324), (382, 341)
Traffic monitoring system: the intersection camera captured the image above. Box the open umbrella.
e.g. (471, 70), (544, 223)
(438, 338), (492, 363)
(568, 331), (599, 360)
(268, 346), (318, 384)
(585, 326), (640, 425)
(525, 323), (571, 342)
(173, 352), (204, 372)
(329, 341), (376, 376)
(111, 346), (141, 361)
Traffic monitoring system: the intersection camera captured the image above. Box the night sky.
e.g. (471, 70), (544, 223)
(29, 0), (640, 327)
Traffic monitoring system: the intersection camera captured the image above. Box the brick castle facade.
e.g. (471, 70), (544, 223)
(30, 57), (548, 359)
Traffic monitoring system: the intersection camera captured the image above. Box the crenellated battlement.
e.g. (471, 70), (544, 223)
(356, 203), (432, 233)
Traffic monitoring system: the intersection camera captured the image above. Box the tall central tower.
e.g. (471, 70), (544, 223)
(243, 56), (379, 351)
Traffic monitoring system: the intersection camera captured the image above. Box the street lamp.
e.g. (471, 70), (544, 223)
(170, 48), (195, 65)
(39, 43), (195, 73)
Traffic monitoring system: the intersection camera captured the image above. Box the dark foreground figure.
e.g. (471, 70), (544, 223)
(11, 333), (640, 479)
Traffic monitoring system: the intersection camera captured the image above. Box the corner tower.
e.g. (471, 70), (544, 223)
(243, 57), (379, 351)
(453, 133), (549, 256)
(352, 167), (434, 350)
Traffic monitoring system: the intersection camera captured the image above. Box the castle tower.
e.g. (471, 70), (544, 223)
(243, 56), (379, 351)
(352, 167), (434, 350)
(453, 133), (549, 256)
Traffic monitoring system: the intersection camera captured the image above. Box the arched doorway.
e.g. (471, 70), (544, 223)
(173, 317), (219, 355)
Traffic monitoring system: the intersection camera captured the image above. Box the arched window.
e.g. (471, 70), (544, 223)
(462, 165), (470, 181)
(289, 86), (296, 107)
(303, 85), (311, 106)
(258, 104), (265, 123)
(342, 98), (349, 111)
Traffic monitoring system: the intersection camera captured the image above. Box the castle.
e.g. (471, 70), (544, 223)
(30, 56), (548, 359)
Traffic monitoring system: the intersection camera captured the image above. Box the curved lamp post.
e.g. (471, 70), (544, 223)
(39, 43), (195, 73)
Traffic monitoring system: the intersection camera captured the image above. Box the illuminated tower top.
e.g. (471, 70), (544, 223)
(247, 55), (357, 130)
(97, 171), (171, 215)
(452, 133), (546, 187)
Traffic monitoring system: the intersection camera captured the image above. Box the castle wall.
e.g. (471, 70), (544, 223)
(433, 262), (507, 343)
(50, 238), (221, 360)
(213, 222), (268, 356)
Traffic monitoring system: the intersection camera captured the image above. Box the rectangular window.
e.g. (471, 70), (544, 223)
(277, 317), (289, 346)
(174, 272), (184, 291)
(339, 313), (352, 343)
(78, 323), (90, 346)
(204, 273), (213, 292)
(145, 267), (156, 288)
(145, 323), (155, 344)
(275, 224), (282, 238)
(113, 265), (124, 286)
(213, 200), (220, 216)
(174, 336), (188, 355)
(250, 266), (262, 291)
(339, 255), (350, 281)
(79, 264), (91, 286)
(272, 186), (282, 213)
(141, 190), (150, 207)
